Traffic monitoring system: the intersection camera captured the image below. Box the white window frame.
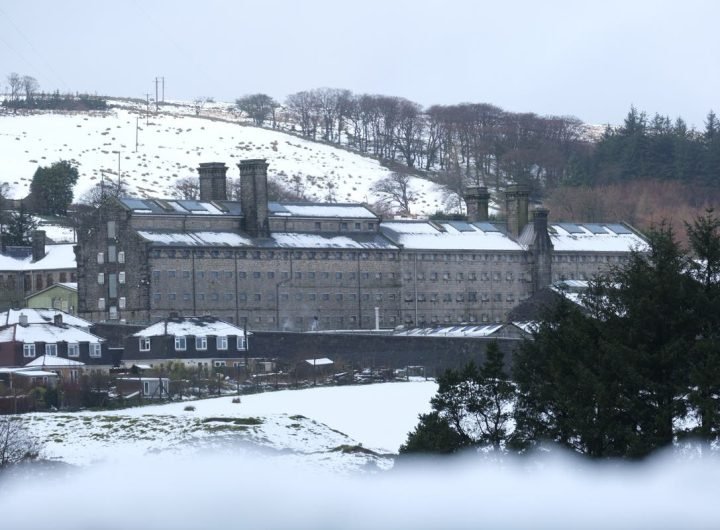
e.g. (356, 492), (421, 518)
(23, 343), (36, 358)
(45, 343), (58, 356)
(119, 271), (126, 284)
(174, 336), (187, 351)
(119, 297), (126, 309)
(89, 343), (102, 358)
(195, 336), (207, 351)
(216, 336), (228, 350)
(237, 336), (247, 351)
(139, 337), (151, 351)
(98, 297), (106, 310)
(97, 272), (105, 285)
(97, 252), (104, 264)
(118, 251), (125, 264)
(68, 343), (80, 357)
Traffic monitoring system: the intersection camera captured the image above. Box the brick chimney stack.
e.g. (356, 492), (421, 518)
(505, 185), (529, 238)
(197, 162), (228, 202)
(464, 186), (490, 222)
(239, 159), (270, 238)
(32, 230), (46, 262)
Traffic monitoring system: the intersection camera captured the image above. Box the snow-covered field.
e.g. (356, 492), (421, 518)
(7, 380), (720, 529)
(23, 380), (438, 472)
(0, 99), (446, 215)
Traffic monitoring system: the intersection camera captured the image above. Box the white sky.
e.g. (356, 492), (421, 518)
(1, 0), (718, 128)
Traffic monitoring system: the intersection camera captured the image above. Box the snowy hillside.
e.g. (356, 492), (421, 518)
(0, 99), (447, 215)
(23, 381), (437, 472)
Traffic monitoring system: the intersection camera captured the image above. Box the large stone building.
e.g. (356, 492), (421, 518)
(76, 159), (647, 331)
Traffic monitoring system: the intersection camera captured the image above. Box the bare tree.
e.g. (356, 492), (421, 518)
(170, 176), (200, 200)
(192, 96), (213, 116)
(21, 75), (39, 102)
(0, 417), (41, 469)
(235, 93), (279, 126)
(371, 172), (416, 215)
(7, 72), (22, 102)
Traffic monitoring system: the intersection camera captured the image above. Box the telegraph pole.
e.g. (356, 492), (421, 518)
(145, 93), (151, 126)
(161, 76), (165, 102)
(154, 77), (159, 112)
(135, 116), (139, 152)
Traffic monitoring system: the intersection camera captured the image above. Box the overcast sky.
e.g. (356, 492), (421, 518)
(1, 0), (718, 128)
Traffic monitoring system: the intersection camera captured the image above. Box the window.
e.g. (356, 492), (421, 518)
(98, 297), (106, 310)
(68, 343), (80, 357)
(108, 273), (117, 298)
(107, 221), (116, 238)
(45, 343), (58, 356)
(168, 270), (176, 279)
(119, 297), (126, 309)
(336, 272), (342, 280)
(175, 336), (187, 351)
(214, 361), (227, 368)
(237, 336), (247, 350)
(89, 343), (101, 358)
(354, 222), (361, 230)
(119, 271), (126, 284)
(118, 251), (125, 264)
(217, 336), (228, 350)
(340, 222), (348, 231)
(195, 336), (207, 350)
(139, 337), (151, 351)
(109, 306), (118, 320)
(108, 245), (117, 263)
(315, 222), (322, 230)
(97, 252), (104, 264)
(23, 344), (36, 358)
(97, 273), (105, 285)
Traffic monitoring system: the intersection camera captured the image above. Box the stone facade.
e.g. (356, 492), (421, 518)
(76, 159), (647, 331)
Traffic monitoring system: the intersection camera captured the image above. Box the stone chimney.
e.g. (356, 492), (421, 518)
(464, 186), (490, 222)
(54, 313), (63, 326)
(505, 185), (529, 238)
(19, 313), (28, 326)
(197, 162), (228, 202)
(239, 159), (270, 238)
(31, 230), (46, 262)
(530, 208), (553, 292)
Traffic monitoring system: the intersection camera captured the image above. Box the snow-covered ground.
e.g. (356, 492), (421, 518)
(23, 380), (438, 472)
(7, 380), (720, 529)
(0, 99), (447, 215)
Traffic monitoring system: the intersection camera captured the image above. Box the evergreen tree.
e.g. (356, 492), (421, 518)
(2, 204), (37, 246)
(685, 210), (720, 443)
(400, 342), (516, 454)
(28, 160), (79, 216)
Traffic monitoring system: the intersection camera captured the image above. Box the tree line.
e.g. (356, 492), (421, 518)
(402, 211), (720, 458)
(574, 107), (720, 188)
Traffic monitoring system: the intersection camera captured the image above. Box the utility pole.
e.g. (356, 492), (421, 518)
(161, 76), (165, 102)
(144, 93), (151, 126)
(154, 77), (159, 112)
(135, 116), (139, 152)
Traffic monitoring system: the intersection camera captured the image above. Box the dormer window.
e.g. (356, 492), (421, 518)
(45, 343), (58, 356)
(174, 336), (187, 351)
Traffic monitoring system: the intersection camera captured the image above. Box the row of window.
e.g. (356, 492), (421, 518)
(405, 253), (526, 263)
(23, 343), (102, 358)
(97, 249), (125, 264)
(151, 270), (396, 281)
(150, 249), (395, 261)
(138, 336), (247, 352)
(98, 272), (126, 284)
(98, 297), (126, 309)
(404, 271), (521, 282)
(403, 292), (514, 303)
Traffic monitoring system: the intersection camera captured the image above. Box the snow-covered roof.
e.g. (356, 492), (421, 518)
(133, 316), (249, 338)
(12, 369), (59, 378)
(137, 230), (397, 250)
(395, 324), (506, 338)
(380, 221), (522, 251)
(0, 309), (90, 329)
(137, 231), (253, 247)
(25, 355), (85, 368)
(0, 244), (76, 272)
(119, 198), (243, 216)
(549, 223), (647, 253)
(0, 323), (104, 344)
(305, 358), (334, 366)
(270, 203), (377, 219)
